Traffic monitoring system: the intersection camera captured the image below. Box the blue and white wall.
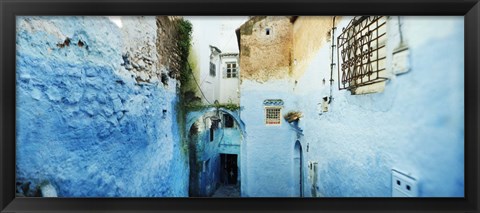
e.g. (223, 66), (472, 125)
(186, 109), (243, 196)
(16, 16), (189, 197)
(239, 16), (464, 197)
(240, 80), (300, 197)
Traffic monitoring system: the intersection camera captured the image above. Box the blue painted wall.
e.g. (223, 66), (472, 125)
(218, 128), (242, 154)
(187, 109), (243, 196)
(240, 16), (464, 197)
(15, 16), (188, 197)
(239, 83), (299, 197)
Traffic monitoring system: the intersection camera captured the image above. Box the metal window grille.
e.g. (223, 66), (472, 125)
(337, 16), (388, 90)
(265, 107), (281, 125)
(226, 63), (238, 78)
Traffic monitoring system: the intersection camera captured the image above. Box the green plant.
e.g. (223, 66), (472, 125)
(184, 101), (240, 113)
(174, 18), (194, 159)
(213, 100), (240, 111)
(176, 19), (193, 88)
(177, 19), (192, 62)
(217, 103), (240, 111)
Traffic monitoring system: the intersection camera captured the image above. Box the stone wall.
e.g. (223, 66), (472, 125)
(15, 16), (189, 197)
(238, 16), (293, 82)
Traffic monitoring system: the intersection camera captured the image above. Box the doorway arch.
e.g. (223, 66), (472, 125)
(186, 107), (246, 197)
(186, 108), (246, 137)
(294, 140), (303, 197)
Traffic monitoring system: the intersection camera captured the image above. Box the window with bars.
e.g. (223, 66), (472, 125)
(210, 62), (216, 77)
(337, 16), (388, 91)
(265, 107), (281, 125)
(226, 62), (238, 78)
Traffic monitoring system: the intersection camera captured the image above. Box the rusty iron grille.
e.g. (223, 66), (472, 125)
(337, 16), (388, 90)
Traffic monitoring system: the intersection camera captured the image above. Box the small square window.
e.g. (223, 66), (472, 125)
(265, 107), (281, 125)
(226, 62), (238, 78)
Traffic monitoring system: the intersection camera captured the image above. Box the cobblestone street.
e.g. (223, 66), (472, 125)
(211, 184), (240, 197)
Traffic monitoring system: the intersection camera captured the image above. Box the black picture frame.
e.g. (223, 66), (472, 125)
(1, 0), (479, 212)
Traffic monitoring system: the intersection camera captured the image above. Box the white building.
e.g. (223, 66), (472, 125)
(186, 16), (247, 105)
(209, 48), (240, 105)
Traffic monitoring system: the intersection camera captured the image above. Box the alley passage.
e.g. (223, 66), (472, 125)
(211, 184), (240, 197)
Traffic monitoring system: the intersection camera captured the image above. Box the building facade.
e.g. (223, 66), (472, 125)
(186, 108), (244, 196)
(237, 16), (464, 197)
(208, 48), (240, 105)
(185, 17), (245, 196)
(186, 17), (245, 105)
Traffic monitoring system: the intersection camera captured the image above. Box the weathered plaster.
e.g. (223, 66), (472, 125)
(238, 16), (293, 82)
(15, 16), (189, 197)
(291, 16), (341, 81)
(239, 16), (464, 197)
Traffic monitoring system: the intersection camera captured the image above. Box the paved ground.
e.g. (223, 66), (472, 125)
(211, 184), (240, 197)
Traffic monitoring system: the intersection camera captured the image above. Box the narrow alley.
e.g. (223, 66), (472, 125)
(14, 15), (464, 198)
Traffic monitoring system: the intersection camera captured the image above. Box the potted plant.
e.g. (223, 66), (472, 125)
(283, 111), (303, 123)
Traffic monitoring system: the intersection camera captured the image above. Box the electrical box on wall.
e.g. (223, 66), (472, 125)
(317, 97), (329, 115)
(392, 169), (419, 197)
(322, 97), (329, 112)
(392, 45), (410, 75)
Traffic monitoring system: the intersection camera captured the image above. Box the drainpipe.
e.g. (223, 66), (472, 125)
(397, 16), (404, 45)
(329, 16), (336, 104)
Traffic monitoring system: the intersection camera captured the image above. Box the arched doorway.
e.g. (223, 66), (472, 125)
(186, 108), (245, 197)
(294, 140), (303, 197)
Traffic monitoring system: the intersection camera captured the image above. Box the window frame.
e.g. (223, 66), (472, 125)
(226, 62), (238, 78)
(337, 16), (388, 92)
(264, 106), (282, 126)
(209, 62), (216, 77)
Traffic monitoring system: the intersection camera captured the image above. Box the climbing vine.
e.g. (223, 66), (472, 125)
(177, 19), (193, 88)
(174, 18), (194, 157)
(185, 102), (241, 112)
